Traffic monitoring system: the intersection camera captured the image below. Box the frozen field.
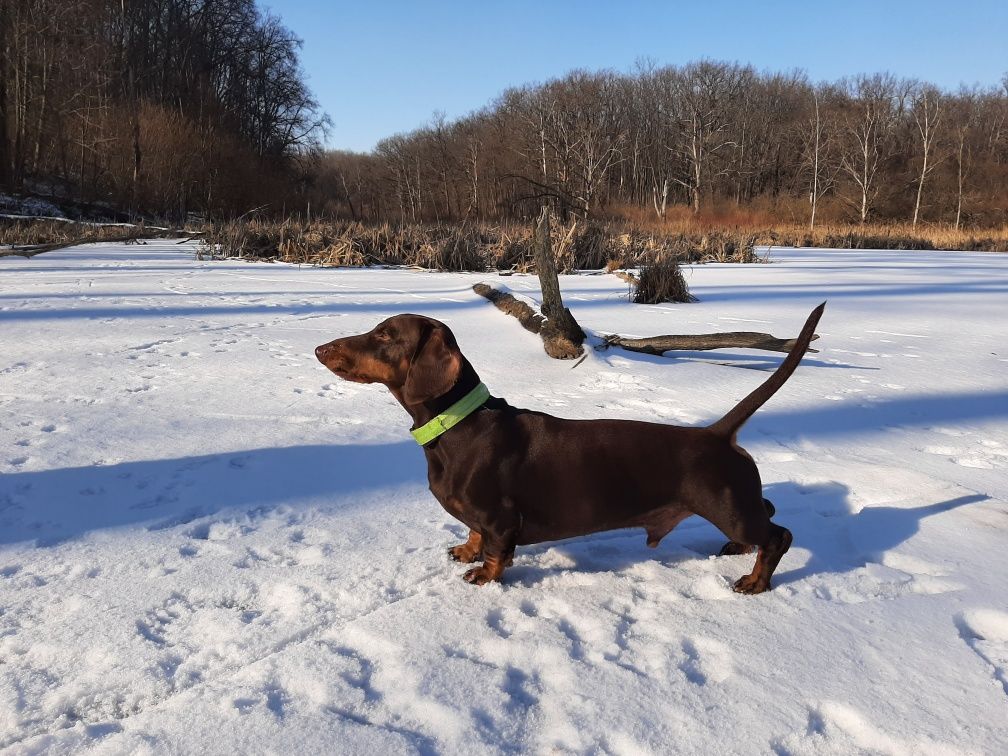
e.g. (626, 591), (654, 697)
(1, 242), (1006, 754)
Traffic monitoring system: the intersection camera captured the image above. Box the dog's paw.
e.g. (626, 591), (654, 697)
(732, 574), (770, 594)
(463, 565), (499, 585)
(448, 544), (482, 563)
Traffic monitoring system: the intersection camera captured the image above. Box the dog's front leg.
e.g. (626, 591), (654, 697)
(448, 530), (483, 563)
(463, 504), (519, 586)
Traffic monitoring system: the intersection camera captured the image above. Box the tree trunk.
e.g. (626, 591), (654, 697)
(534, 206), (584, 358)
(0, 0), (10, 188)
(653, 177), (668, 218)
(913, 143), (927, 228)
(955, 135), (965, 230)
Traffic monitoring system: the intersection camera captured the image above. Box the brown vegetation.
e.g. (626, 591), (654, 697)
(632, 259), (697, 304)
(6, 212), (1004, 262)
(0, 218), (171, 252)
(197, 218), (767, 271)
(0, 0), (325, 221)
(193, 215), (1007, 273)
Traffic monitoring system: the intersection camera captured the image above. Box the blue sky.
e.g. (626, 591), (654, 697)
(264, 0), (1008, 153)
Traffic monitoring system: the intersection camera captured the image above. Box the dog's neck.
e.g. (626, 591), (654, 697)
(393, 358), (485, 430)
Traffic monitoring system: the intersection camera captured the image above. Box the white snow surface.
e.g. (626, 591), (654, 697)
(1, 243), (1006, 754)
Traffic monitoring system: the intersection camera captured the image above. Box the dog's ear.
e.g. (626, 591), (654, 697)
(403, 322), (461, 405)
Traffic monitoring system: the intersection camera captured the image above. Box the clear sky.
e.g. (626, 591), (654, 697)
(263, 0), (1008, 153)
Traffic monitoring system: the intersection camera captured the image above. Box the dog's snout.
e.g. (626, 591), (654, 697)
(315, 342), (341, 364)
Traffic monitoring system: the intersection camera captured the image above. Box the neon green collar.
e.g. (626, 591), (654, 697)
(410, 383), (490, 446)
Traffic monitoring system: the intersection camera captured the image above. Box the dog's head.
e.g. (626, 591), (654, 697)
(315, 314), (463, 405)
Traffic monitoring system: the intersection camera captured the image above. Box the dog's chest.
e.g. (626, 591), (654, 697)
(425, 458), (480, 525)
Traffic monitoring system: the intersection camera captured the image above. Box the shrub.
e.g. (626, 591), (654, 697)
(632, 257), (697, 304)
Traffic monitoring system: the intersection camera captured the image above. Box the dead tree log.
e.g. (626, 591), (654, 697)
(1, 228), (184, 258)
(599, 332), (819, 355)
(533, 207), (584, 358)
(471, 282), (584, 359)
(471, 283), (545, 334)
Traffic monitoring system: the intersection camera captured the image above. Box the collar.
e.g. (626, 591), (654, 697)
(410, 382), (490, 446)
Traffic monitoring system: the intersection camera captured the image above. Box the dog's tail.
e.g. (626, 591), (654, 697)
(708, 302), (825, 439)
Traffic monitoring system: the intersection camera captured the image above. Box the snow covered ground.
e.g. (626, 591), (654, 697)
(1, 242), (1006, 754)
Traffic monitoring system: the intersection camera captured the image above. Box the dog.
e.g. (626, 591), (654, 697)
(315, 303), (824, 593)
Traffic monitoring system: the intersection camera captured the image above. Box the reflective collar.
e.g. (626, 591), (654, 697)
(410, 383), (490, 446)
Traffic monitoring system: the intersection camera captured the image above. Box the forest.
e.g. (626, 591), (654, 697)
(321, 64), (1008, 230)
(0, 0), (326, 220)
(2, 1), (1006, 234)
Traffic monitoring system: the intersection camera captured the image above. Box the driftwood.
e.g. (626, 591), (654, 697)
(0, 228), (183, 258)
(473, 282), (590, 360)
(471, 281), (585, 359)
(471, 283), (545, 334)
(599, 331), (819, 355)
(533, 207), (584, 358)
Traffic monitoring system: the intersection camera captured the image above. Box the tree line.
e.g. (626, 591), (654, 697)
(317, 62), (1008, 229)
(3, 5), (1005, 232)
(0, 0), (326, 220)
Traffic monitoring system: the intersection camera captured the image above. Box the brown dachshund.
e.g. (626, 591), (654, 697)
(315, 303), (824, 594)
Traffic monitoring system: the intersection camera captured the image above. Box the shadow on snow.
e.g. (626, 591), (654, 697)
(0, 441), (424, 547)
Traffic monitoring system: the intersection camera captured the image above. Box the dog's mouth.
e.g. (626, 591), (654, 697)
(330, 366), (370, 384)
(320, 359), (367, 383)
(315, 342), (391, 385)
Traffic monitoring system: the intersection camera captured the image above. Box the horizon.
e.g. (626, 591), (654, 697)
(264, 0), (1008, 153)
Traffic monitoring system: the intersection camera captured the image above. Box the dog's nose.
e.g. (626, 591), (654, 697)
(315, 344), (329, 362)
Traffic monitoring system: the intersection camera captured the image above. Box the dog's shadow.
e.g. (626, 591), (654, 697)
(503, 482), (987, 589)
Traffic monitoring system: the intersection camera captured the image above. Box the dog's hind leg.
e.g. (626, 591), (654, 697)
(718, 540), (755, 556)
(732, 523), (792, 595)
(718, 498), (776, 556)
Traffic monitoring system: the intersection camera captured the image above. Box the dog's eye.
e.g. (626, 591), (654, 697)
(374, 329), (391, 342)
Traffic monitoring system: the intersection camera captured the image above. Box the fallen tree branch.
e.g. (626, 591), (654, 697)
(472, 281), (587, 358)
(472, 283), (545, 334)
(598, 331), (819, 355)
(1, 228), (186, 258)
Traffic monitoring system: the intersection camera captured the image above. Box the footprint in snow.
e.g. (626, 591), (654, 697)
(921, 443), (999, 469)
(679, 637), (733, 685)
(956, 609), (1008, 696)
(777, 702), (952, 754)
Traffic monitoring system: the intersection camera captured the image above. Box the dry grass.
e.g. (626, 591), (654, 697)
(9, 212), (1004, 267)
(198, 218), (762, 271)
(607, 204), (1008, 253)
(632, 258), (697, 304)
(0, 218), (153, 248)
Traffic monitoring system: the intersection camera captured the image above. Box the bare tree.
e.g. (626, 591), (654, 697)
(910, 84), (943, 227)
(800, 86), (841, 230)
(838, 74), (901, 224)
(671, 61), (750, 214)
(949, 90), (978, 229)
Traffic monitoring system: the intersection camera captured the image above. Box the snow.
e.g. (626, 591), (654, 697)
(1, 242), (1006, 754)
(0, 195), (65, 220)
